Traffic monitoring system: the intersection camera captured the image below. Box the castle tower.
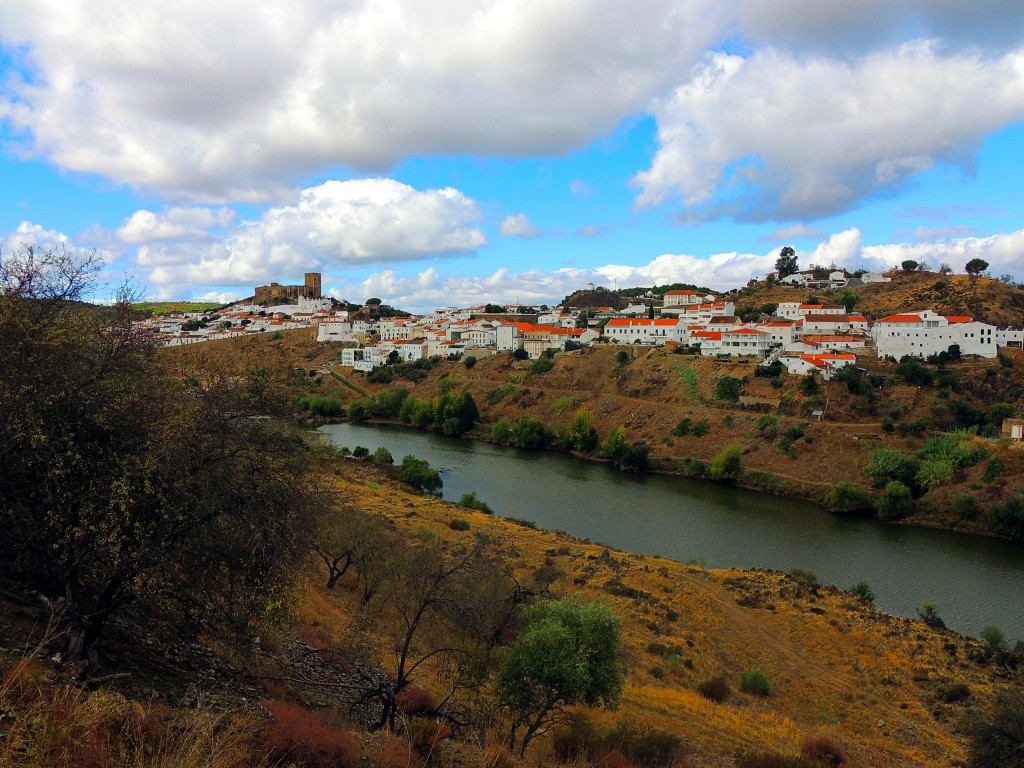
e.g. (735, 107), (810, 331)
(304, 272), (322, 299)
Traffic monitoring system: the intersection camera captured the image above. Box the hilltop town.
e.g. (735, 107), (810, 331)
(138, 267), (1024, 383)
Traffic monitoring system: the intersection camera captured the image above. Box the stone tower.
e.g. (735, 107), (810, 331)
(304, 272), (322, 299)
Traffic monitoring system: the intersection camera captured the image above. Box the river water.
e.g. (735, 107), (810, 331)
(319, 422), (1024, 640)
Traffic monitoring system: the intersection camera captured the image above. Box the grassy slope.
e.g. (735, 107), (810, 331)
(298, 463), (1009, 767)
(177, 327), (1024, 537)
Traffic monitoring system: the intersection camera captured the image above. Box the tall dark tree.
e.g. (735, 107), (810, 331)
(965, 258), (990, 277)
(775, 246), (798, 279)
(0, 246), (325, 668)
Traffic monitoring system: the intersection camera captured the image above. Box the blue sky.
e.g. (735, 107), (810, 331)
(2, 1), (1023, 311)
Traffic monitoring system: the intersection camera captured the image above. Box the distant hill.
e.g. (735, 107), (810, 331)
(562, 282), (715, 310)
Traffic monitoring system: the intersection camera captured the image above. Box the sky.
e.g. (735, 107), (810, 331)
(1, 1), (1023, 312)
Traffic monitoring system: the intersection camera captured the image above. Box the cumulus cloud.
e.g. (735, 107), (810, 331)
(633, 44), (1024, 221)
(0, 0), (724, 200)
(141, 179), (485, 291)
(499, 214), (540, 238)
(116, 207), (235, 244)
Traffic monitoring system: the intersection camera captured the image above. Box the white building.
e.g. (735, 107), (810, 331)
(604, 318), (688, 345)
(872, 310), (1023, 359)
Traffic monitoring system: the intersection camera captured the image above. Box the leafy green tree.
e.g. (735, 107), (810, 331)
(602, 425), (629, 464)
(901, 260), (919, 272)
(433, 390), (479, 436)
(511, 415), (555, 449)
(826, 482), (871, 513)
(833, 288), (859, 312)
(372, 446), (394, 465)
(0, 246), (323, 666)
(710, 446), (743, 482)
(775, 246), (798, 279)
(498, 598), (624, 756)
(799, 372), (819, 395)
(398, 455), (443, 493)
(714, 374), (745, 402)
(876, 480), (913, 519)
(965, 258), (989, 277)
(568, 409), (599, 453)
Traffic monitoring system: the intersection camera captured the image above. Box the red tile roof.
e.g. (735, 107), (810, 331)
(877, 314), (923, 323)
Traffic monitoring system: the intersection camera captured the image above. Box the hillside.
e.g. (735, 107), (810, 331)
(212, 328), (1024, 540)
(3, 457), (1015, 768)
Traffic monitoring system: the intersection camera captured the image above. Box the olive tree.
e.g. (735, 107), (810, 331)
(497, 598), (623, 756)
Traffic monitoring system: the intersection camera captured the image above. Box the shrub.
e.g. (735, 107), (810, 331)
(691, 419), (711, 437)
(894, 356), (934, 386)
(981, 625), (1007, 655)
(372, 446), (393, 465)
(449, 518), (470, 531)
(698, 676), (731, 703)
(671, 417), (692, 437)
(739, 669), (771, 696)
(302, 395), (345, 417)
(487, 383), (518, 405)
(606, 719), (683, 768)
(406, 720), (452, 758)
(969, 689), (1024, 768)
(512, 415), (555, 449)
(528, 355), (554, 375)
(849, 581), (876, 605)
(876, 481), (913, 520)
(756, 414), (778, 436)
(715, 375), (745, 403)
(990, 498), (1024, 540)
(710, 445), (743, 482)
(462, 355), (477, 369)
(918, 602), (946, 629)
(800, 735), (847, 767)
(398, 455), (443, 493)
(788, 569), (818, 589)
(983, 456), (1006, 483)
(261, 700), (359, 768)
(677, 457), (706, 477)
(735, 752), (820, 768)
(865, 449), (920, 489)
(459, 492), (493, 514)
(939, 682), (972, 704)
(916, 458), (955, 490)
(953, 494), (978, 519)
(826, 482), (871, 514)
(395, 685), (440, 716)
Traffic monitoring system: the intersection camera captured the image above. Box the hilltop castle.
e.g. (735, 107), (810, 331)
(254, 273), (321, 303)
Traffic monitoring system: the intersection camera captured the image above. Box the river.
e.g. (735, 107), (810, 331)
(319, 421), (1024, 640)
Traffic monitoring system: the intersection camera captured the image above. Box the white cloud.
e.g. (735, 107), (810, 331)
(634, 44), (1024, 220)
(141, 178), (486, 293)
(499, 214), (540, 238)
(116, 207), (235, 244)
(0, 0), (724, 200)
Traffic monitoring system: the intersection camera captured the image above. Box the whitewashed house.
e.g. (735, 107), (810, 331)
(872, 310), (1023, 359)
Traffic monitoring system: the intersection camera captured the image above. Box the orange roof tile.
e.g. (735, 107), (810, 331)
(877, 314), (923, 323)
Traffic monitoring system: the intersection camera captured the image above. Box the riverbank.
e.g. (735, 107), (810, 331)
(320, 420), (1024, 640)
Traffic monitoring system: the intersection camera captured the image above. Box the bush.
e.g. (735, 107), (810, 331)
(302, 395), (345, 417)
(715, 375), (745, 403)
(710, 445), (743, 482)
(351, 445), (370, 459)
(876, 481), (913, 520)
(916, 458), (955, 490)
(981, 625), (1008, 655)
(939, 682), (972, 704)
(969, 689), (1024, 768)
(739, 669), (771, 696)
(800, 736), (847, 767)
(953, 494), (978, 519)
(459, 492), (493, 514)
(865, 449), (920, 489)
(918, 602), (946, 629)
(671, 417), (692, 437)
(983, 456), (1006, 483)
(486, 383), (518, 405)
(462, 355), (477, 369)
(826, 482), (871, 514)
(394, 685), (440, 716)
(512, 415), (555, 449)
(528, 355), (554, 375)
(677, 457), (706, 477)
(849, 581), (876, 605)
(691, 419), (711, 437)
(398, 455), (443, 493)
(449, 518), (471, 531)
(261, 700), (359, 768)
(698, 676), (731, 703)
(372, 446), (394, 465)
